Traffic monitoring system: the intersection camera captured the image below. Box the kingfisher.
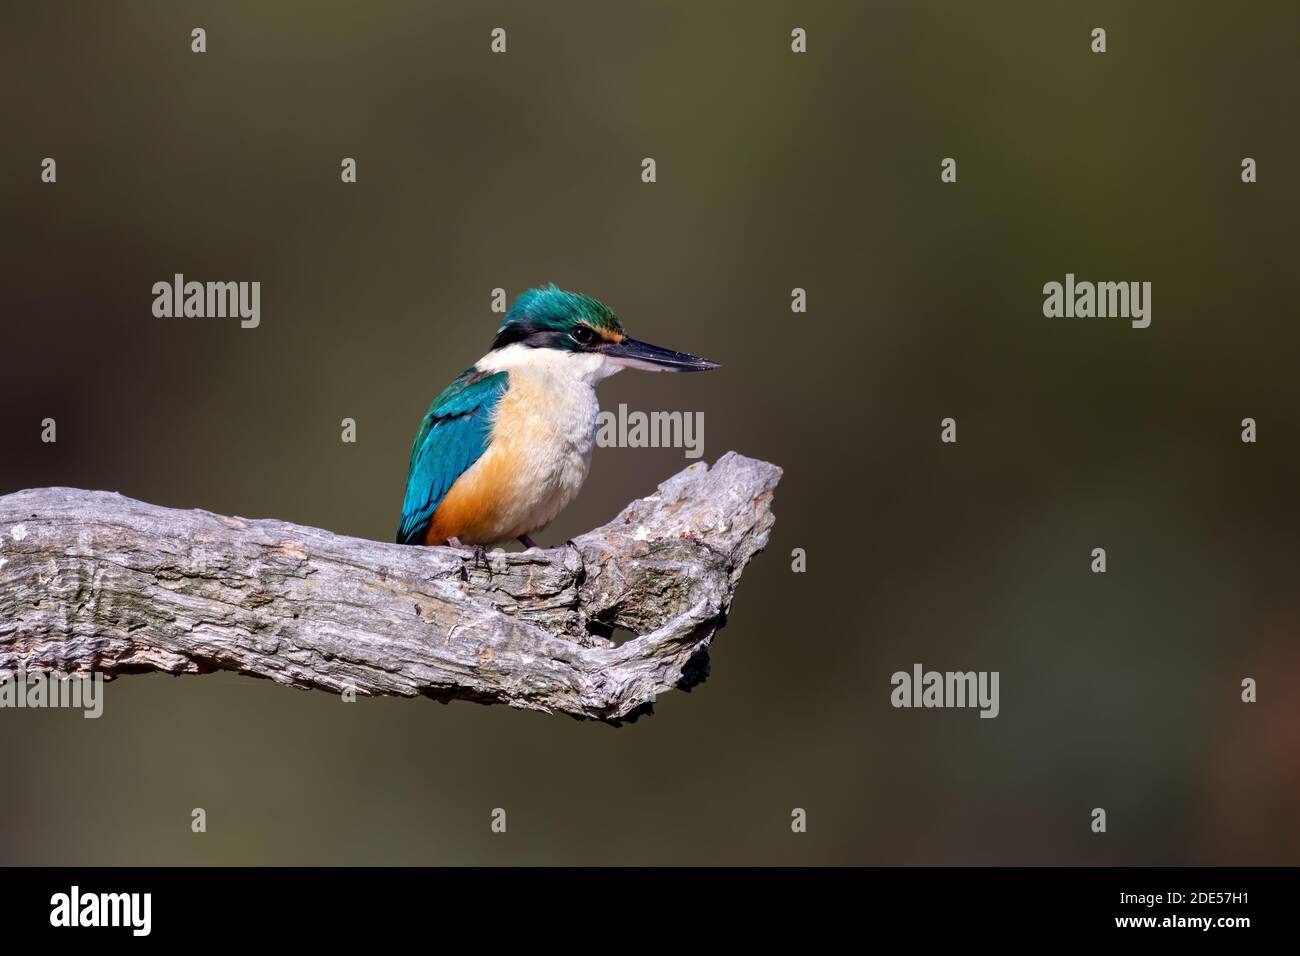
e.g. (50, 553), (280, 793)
(396, 284), (720, 549)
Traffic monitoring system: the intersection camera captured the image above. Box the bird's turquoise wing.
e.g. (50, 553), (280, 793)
(396, 368), (509, 545)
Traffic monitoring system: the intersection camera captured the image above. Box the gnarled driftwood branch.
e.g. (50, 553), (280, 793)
(0, 452), (780, 723)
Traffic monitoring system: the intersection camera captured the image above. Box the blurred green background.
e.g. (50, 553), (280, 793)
(1, 1), (1297, 864)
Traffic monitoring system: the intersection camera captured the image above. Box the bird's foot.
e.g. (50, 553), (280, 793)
(517, 533), (540, 550)
(448, 537), (490, 569)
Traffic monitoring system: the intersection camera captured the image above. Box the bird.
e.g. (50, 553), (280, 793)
(395, 284), (720, 550)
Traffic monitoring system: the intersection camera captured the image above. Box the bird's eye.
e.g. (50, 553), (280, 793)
(571, 326), (596, 345)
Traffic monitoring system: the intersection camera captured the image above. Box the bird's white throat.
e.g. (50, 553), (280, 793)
(476, 344), (624, 386)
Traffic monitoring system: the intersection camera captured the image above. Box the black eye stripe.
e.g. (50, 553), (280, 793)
(492, 320), (613, 352)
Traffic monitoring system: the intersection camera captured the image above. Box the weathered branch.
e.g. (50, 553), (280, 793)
(0, 452), (780, 723)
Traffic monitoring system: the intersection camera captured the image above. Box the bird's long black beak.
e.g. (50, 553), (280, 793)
(601, 337), (720, 372)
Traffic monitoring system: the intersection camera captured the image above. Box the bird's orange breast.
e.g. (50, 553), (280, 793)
(423, 445), (519, 545)
(423, 371), (589, 546)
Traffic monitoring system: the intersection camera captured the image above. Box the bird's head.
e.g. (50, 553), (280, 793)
(488, 284), (720, 378)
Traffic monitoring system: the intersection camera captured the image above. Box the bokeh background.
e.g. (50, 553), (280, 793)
(1, 1), (1297, 865)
